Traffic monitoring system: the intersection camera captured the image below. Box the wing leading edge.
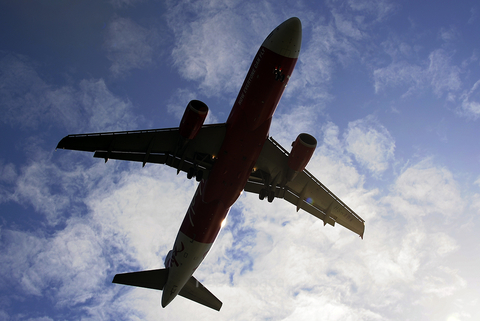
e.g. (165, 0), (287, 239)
(244, 137), (365, 238)
(56, 124), (227, 180)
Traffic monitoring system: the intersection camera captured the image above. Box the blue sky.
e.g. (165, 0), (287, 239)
(1, 0), (479, 320)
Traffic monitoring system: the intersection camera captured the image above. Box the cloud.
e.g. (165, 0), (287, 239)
(1, 2), (479, 319)
(103, 16), (160, 77)
(165, 0), (283, 98)
(439, 26), (458, 42)
(288, 19), (359, 103)
(0, 220), (108, 306)
(0, 160), (200, 318)
(373, 61), (425, 94)
(289, 24), (337, 100)
(344, 116), (395, 175)
(373, 49), (463, 101)
(0, 120), (472, 320)
(428, 49), (462, 97)
(270, 105), (319, 146)
(345, 0), (397, 21)
(220, 151), (466, 320)
(459, 79), (480, 119)
(0, 53), (137, 132)
(332, 11), (365, 40)
(384, 158), (463, 218)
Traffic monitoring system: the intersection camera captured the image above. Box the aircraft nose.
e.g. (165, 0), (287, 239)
(262, 17), (302, 58)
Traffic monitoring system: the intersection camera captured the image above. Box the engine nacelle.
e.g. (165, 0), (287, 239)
(287, 133), (317, 182)
(179, 100), (209, 140)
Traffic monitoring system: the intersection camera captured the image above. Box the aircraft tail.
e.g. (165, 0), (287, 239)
(112, 269), (222, 311)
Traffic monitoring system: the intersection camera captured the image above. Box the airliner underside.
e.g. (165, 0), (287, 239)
(57, 17), (365, 311)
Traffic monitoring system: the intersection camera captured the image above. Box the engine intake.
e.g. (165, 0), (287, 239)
(179, 100), (209, 140)
(287, 133), (317, 182)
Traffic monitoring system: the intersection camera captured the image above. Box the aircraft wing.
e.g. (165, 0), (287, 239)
(244, 137), (365, 238)
(56, 124), (227, 180)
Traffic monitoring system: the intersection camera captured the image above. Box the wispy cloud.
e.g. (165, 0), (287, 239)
(373, 48), (464, 101)
(2, 1), (480, 319)
(385, 158), (464, 218)
(344, 116), (395, 176)
(428, 49), (462, 97)
(164, 0), (282, 99)
(103, 16), (160, 77)
(373, 61), (426, 95)
(345, 0), (397, 21)
(459, 79), (480, 119)
(0, 53), (137, 132)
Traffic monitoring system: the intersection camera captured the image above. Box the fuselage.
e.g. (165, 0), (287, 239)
(161, 17), (302, 308)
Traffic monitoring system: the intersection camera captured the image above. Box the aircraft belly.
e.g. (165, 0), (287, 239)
(165, 19), (302, 307)
(162, 231), (213, 307)
(177, 49), (298, 244)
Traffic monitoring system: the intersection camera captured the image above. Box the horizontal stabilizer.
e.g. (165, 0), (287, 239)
(112, 269), (168, 290)
(178, 276), (222, 311)
(112, 269), (222, 311)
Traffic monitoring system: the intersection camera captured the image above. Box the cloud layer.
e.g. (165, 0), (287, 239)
(1, 0), (479, 320)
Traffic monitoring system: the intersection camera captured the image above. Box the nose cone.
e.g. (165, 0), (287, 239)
(262, 17), (302, 58)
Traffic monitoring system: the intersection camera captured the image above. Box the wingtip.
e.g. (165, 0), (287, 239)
(56, 136), (68, 150)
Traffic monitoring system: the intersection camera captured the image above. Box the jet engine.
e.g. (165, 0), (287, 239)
(179, 100), (209, 140)
(287, 133), (317, 182)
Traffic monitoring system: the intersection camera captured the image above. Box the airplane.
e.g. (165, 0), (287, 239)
(56, 17), (365, 311)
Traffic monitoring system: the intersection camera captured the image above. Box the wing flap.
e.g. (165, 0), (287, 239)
(57, 124), (226, 177)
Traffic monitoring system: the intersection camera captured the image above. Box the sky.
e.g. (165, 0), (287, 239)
(1, 0), (480, 320)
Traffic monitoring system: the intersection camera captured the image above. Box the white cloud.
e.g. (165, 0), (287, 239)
(167, 12), (253, 97)
(104, 16), (160, 77)
(164, 0), (289, 98)
(77, 79), (138, 132)
(428, 49), (462, 97)
(0, 125), (474, 320)
(459, 79), (480, 119)
(344, 116), (395, 175)
(2, 2), (479, 319)
(373, 47), (463, 100)
(332, 11), (365, 40)
(373, 61), (425, 94)
(385, 159), (463, 218)
(269, 105), (319, 146)
(439, 26), (458, 42)
(0, 54), (137, 132)
(0, 220), (108, 306)
(346, 0), (397, 21)
(289, 24), (336, 100)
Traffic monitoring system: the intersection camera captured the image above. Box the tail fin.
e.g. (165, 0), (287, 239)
(112, 269), (222, 311)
